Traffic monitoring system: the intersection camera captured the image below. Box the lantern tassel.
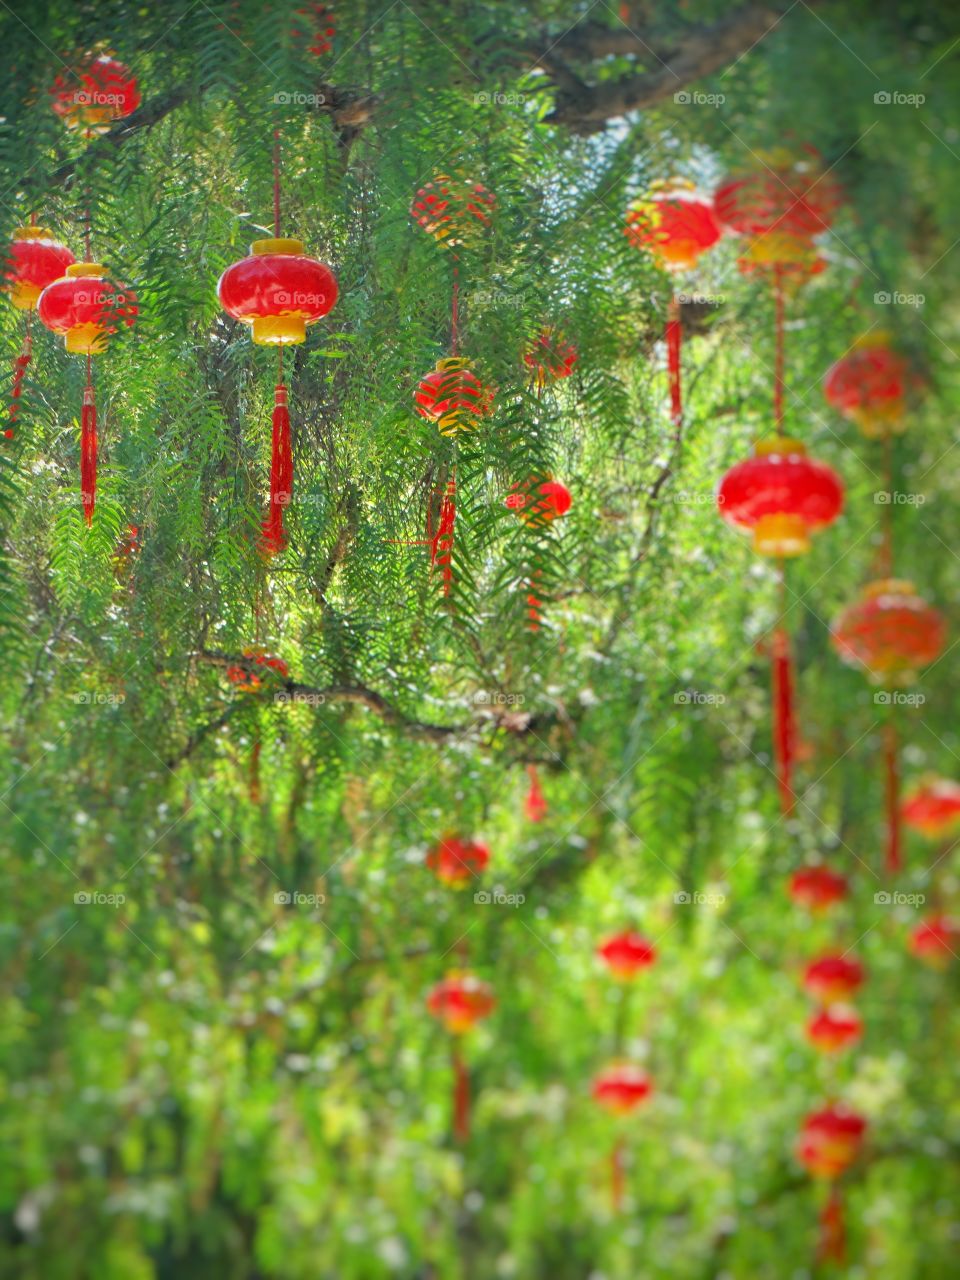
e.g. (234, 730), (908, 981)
(771, 626), (796, 814)
(452, 1043), (470, 1143)
(885, 718), (902, 874)
(526, 570), (543, 632)
(249, 736), (262, 805)
(429, 477), (456, 596)
(666, 295), (682, 431)
(81, 373), (97, 526)
(261, 382), (292, 555)
(610, 1138), (625, 1212)
(817, 1184), (846, 1265)
(524, 763), (547, 822)
(7, 321), (32, 439)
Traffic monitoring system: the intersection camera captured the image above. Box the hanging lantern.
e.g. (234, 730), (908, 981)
(410, 173), (496, 249)
(831, 579), (946, 683)
(596, 931), (657, 979)
(225, 648), (289, 692)
(523, 327), (578, 388)
(714, 147), (842, 240)
(806, 1005), (863, 1053)
(908, 915), (960, 967)
(823, 335), (909, 438)
(4, 226), (75, 312)
(736, 231), (826, 281)
(49, 53), (141, 133)
(797, 1104), (867, 1178)
(788, 865), (848, 912)
(624, 182), (721, 271)
(426, 835), (490, 887)
(427, 970), (495, 1143)
(592, 1064), (653, 1114)
(717, 437), (844, 557)
(414, 357), (494, 435)
(505, 476), (572, 525)
(902, 778), (960, 838)
(802, 954), (864, 1002)
(524, 763), (547, 822)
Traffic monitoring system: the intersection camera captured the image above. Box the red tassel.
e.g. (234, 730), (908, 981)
(261, 383), (292, 555)
(526, 570), (543, 632)
(452, 1043), (470, 1142)
(771, 626), (796, 814)
(7, 325), (32, 439)
(81, 381), (97, 526)
(884, 719), (901, 874)
(817, 1184), (846, 1265)
(429, 478), (456, 596)
(524, 763), (547, 822)
(610, 1138), (625, 1211)
(666, 295), (682, 430)
(249, 737), (262, 804)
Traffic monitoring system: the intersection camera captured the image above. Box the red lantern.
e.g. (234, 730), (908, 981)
(427, 971), (495, 1034)
(797, 1104), (866, 1178)
(410, 174), (495, 249)
(414, 357), (494, 435)
(523, 327), (578, 388)
(596, 931), (657, 979)
(290, 2), (336, 56)
(505, 476), (572, 525)
(592, 1064), (653, 1114)
(802, 954), (864, 1002)
(736, 231), (827, 281)
(789, 865), (848, 912)
(714, 147), (842, 240)
(426, 835), (490, 886)
(831, 579), (946, 683)
(823, 335), (908, 438)
(524, 763), (547, 822)
(624, 184), (721, 271)
(717, 437), (844, 557)
(902, 778), (960, 838)
(225, 648), (289, 692)
(49, 53), (140, 133)
(909, 915), (960, 967)
(806, 1005), (863, 1053)
(217, 237), (338, 347)
(4, 226), (75, 312)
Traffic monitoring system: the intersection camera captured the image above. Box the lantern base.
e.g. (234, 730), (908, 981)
(252, 314), (306, 345)
(753, 513), (810, 557)
(65, 324), (107, 355)
(10, 281), (41, 311)
(854, 406), (907, 439)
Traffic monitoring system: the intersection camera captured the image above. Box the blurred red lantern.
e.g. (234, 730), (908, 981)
(714, 147), (842, 240)
(217, 238), (338, 347)
(803, 954), (864, 1002)
(426, 835), (490, 886)
(789, 865), (848, 912)
(909, 914), (960, 967)
(290, 1), (336, 56)
(427, 971), (496, 1034)
(38, 262), (137, 355)
(823, 335), (909, 438)
(524, 763), (547, 822)
(596, 931), (657, 979)
(806, 1005), (863, 1053)
(797, 1104), (866, 1178)
(624, 183), (721, 271)
(902, 778), (960, 838)
(523, 327), (578, 388)
(49, 53), (140, 133)
(592, 1064), (653, 1114)
(4, 226), (75, 312)
(505, 476), (572, 525)
(831, 579), (946, 683)
(415, 357), (494, 435)
(717, 437), (843, 557)
(410, 173), (495, 249)
(226, 648), (289, 692)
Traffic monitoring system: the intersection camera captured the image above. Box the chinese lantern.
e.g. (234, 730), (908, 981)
(410, 173), (496, 250)
(806, 1005), (863, 1053)
(504, 476), (572, 525)
(426, 834), (490, 886)
(797, 1104), (866, 1178)
(524, 763), (547, 822)
(596, 931), (657, 979)
(414, 357), (494, 435)
(225, 649), (289, 692)
(902, 778), (960, 838)
(3, 224), (76, 438)
(789, 865), (848, 912)
(832, 579), (946, 683)
(37, 261), (137, 523)
(802, 954), (864, 1002)
(592, 1063), (653, 1210)
(823, 335), (909, 438)
(427, 971), (495, 1142)
(714, 147), (842, 241)
(909, 914), (960, 967)
(49, 53), (140, 134)
(524, 327), (578, 389)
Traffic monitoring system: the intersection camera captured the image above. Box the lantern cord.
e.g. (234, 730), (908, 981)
(273, 128), (281, 238)
(81, 356), (97, 526)
(666, 294), (682, 432)
(7, 316), (32, 439)
(451, 256), (460, 356)
(610, 1138), (625, 1212)
(429, 474), (456, 597)
(84, 200), (91, 263)
(452, 1042), (470, 1143)
(884, 717), (902, 874)
(248, 735), (262, 805)
(817, 1185), (846, 1265)
(526, 569), (543, 632)
(773, 266), (786, 431)
(772, 562), (796, 814)
(524, 763), (547, 822)
(261, 382), (292, 556)
(880, 431), (895, 576)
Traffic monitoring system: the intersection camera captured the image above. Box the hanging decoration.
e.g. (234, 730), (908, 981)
(713, 146), (842, 243)
(225, 648), (289, 803)
(505, 475), (572, 631)
(427, 971), (495, 1142)
(805, 1005), (863, 1053)
(426, 835), (490, 887)
(290, 2), (336, 56)
(802, 953), (864, 1002)
(523, 763), (547, 822)
(3, 224), (76, 438)
(902, 777), (960, 838)
(788, 865), (848, 912)
(49, 52), (140, 135)
(523, 327), (578, 390)
(823, 334), (909, 438)
(414, 359), (494, 436)
(596, 930), (657, 979)
(796, 1103), (867, 1265)
(217, 131), (338, 554)
(909, 915), (959, 966)
(592, 1064), (653, 1211)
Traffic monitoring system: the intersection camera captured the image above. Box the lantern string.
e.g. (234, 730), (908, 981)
(452, 1042), (470, 1142)
(817, 1184), (846, 1265)
(80, 355), (97, 526)
(772, 559), (797, 814)
(248, 734), (263, 804)
(273, 128), (281, 238)
(451, 256), (460, 356)
(666, 294), (682, 432)
(880, 430), (894, 576)
(610, 1138), (625, 1212)
(773, 266), (786, 430)
(7, 315), (32, 439)
(884, 718), (902, 874)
